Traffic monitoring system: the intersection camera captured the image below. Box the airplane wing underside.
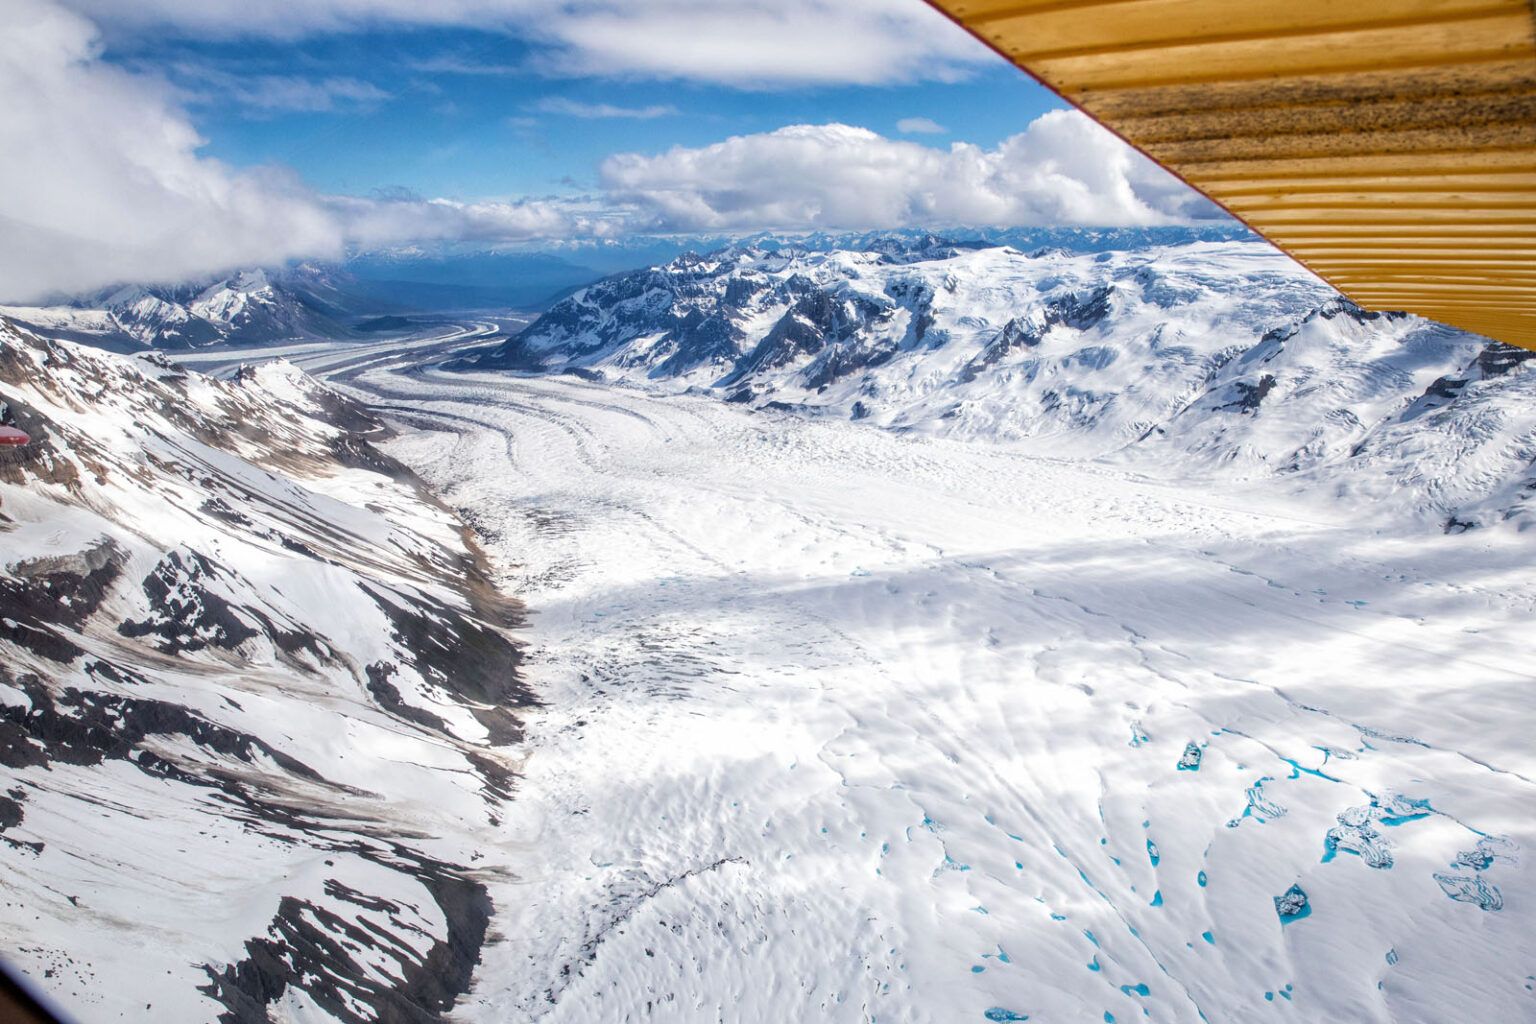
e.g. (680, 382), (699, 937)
(926, 0), (1536, 350)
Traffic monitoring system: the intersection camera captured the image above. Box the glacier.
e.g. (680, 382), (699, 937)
(2, 234), (1534, 1023)
(348, 357), (1533, 1024)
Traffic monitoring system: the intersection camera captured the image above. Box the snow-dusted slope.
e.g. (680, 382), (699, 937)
(97, 284), (223, 348)
(0, 319), (526, 1022)
(467, 241), (1534, 529)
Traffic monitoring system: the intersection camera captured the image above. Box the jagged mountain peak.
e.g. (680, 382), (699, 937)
(3, 265), (356, 352)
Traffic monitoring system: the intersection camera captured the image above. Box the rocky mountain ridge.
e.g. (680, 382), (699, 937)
(464, 241), (1535, 530)
(0, 265), (356, 351)
(0, 317), (527, 1022)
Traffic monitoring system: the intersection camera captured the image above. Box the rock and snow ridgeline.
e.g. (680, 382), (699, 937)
(0, 266), (356, 352)
(467, 240), (1535, 530)
(0, 318), (527, 1022)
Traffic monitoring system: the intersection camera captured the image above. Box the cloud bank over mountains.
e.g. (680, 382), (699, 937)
(602, 118), (1218, 234)
(0, 0), (599, 302)
(0, 0), (1225, 302)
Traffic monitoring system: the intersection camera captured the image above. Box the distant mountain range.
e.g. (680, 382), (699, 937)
(0, 226), (1258, 352)
(460, 236), (1535, 531)
(0, 264), (357, 351)
(344, 225), (1253, 311)
(5, 222), (1528, 529)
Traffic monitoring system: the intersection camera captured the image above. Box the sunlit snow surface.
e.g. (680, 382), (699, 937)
(348, 361), (1534, 1024)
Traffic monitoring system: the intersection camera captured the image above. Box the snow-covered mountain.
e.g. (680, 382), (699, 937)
(0, 265), (354, 351)
(353, 225), (1252, 303)
(3, 230), (1532, 1024)
(463, 240), (1535, 530)
(719, 223), (1253, 256)
(0, 318), (526, 1021)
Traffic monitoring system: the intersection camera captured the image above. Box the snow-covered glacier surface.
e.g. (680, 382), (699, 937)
(353, 356), (1534, 1024)
(5, 230), (1535, 1024)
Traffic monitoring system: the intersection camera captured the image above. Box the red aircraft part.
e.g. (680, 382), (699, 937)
(0, 425), (30, 446)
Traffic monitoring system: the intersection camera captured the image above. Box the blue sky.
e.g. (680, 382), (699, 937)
(108, 24), (1064, 201)
(0, 0), (1217, 301)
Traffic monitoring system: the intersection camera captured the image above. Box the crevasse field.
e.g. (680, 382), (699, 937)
(324, 351), (1533, 1023)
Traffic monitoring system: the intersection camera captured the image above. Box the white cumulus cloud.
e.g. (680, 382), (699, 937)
(601, 116), (1221, 233)
(2, 0), (1222, 303)
(0, 0), (581, 302)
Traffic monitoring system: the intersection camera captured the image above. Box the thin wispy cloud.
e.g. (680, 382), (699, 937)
(166, 63), (390, 114)
(64, 0), (990, 87)
(531, 98), (678, 120)
(896, 117), (946, 135)
(405, 54), (523, 77)
(524, 1), (984, 86)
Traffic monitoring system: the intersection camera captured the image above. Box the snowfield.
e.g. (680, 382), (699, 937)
(5, 231), (1535, 1024)
(347, 358), (1534, 1024)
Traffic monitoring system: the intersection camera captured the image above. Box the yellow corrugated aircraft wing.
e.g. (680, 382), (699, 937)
(926, 0), (1536, 350)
